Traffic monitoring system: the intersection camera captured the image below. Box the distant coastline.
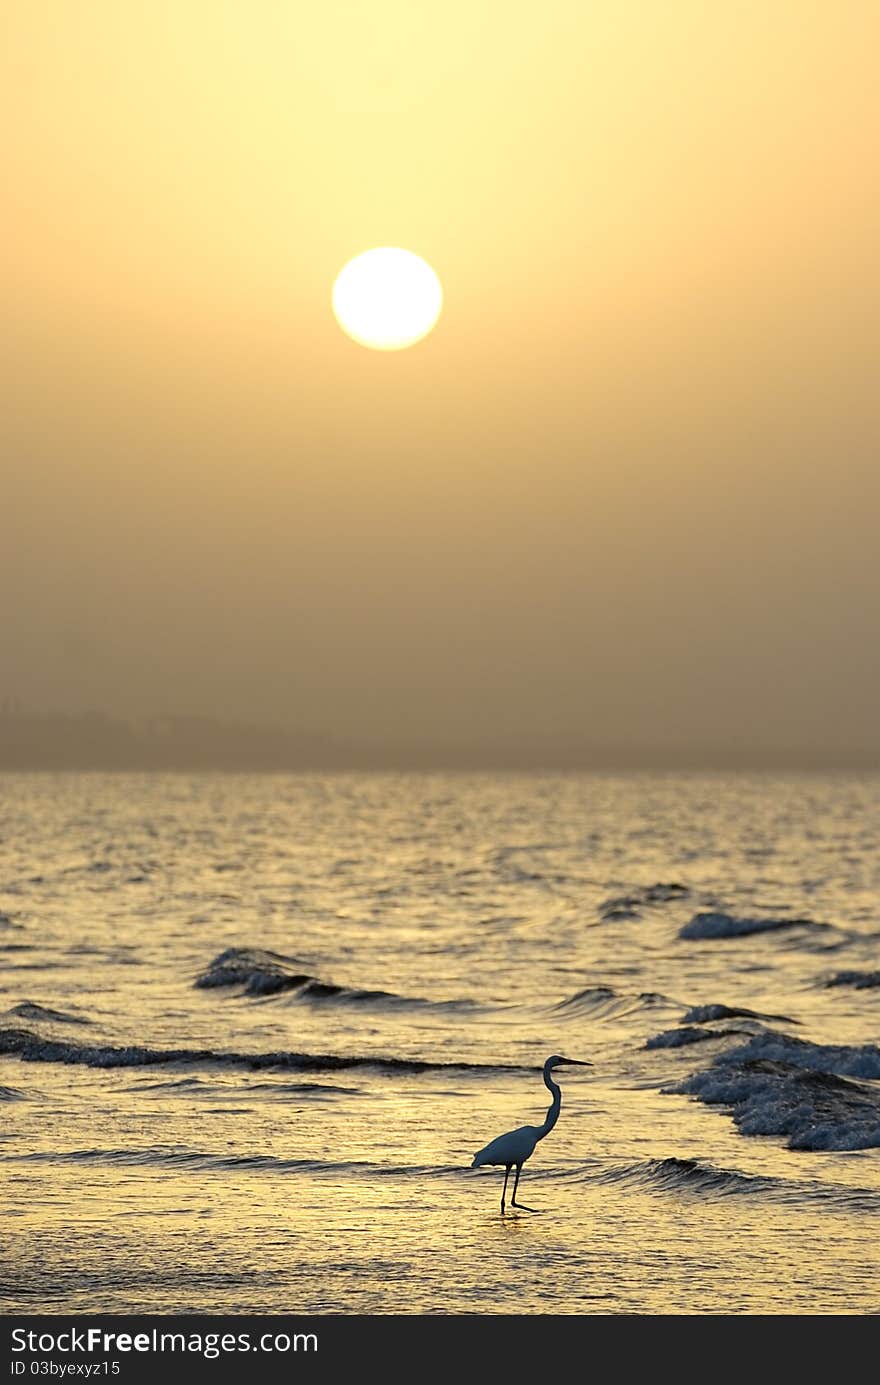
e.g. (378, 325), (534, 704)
(0, 708), (876, 773)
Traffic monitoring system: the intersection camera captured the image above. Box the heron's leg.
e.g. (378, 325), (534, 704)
(511, 1162), (538, 1211)
(500, 1165), (511, 1213)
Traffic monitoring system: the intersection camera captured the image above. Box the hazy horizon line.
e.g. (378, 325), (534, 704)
(0, 706), (877, 773)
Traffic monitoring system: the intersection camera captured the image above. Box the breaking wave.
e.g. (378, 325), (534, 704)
(195, 947), (474, 1010)
(0, 1026), (518, 1076)
(668, 1031), (880, 1150)
(713, 1031), (880, 1080)
(195, 947), (313, 996)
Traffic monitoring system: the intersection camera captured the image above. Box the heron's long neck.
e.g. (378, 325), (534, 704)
(536, 1067), (561, 1140)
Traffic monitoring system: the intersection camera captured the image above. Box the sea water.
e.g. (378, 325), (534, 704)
(2, 772), (878, 1313)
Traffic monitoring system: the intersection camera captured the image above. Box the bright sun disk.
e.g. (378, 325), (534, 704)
(332, 248), (443, 351)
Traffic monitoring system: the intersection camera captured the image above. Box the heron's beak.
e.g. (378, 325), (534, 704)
(560, 1058), (592, 1066)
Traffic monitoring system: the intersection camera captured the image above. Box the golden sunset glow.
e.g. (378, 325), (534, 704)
(332, 248), (443, 350)
(3, 0), (880, 1327)
(3, 1), (879, 751)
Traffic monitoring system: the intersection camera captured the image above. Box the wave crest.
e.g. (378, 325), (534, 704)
(553, 986), (677, 1021)
(194, 946), (470, 1010)
(7, 1001), (91, 1026)
(668, 1031), (880, 1150)
(646, 1026), (736, 1049)
(682, 1002), (798, 1025)
(679, 912), (828, 941)
(195, 948), (313, 997)
(0, 1025), (516, 1076)
(594, 1156), (880, 1212)
(825, 970), (880, 990)
(600, 882), (690, 921)
(598, 1156), (778, 1198)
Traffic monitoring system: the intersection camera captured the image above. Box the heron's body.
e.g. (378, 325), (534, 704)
(472, 1124), (544, 1168)
(471, 1054), (589, 1212)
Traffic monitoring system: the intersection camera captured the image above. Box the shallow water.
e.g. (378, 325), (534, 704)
(1, 771), (878, 1313)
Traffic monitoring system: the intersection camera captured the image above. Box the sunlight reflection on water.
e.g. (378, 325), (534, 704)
(1, 772), (879, 1312)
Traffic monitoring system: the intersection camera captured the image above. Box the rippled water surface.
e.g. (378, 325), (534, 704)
(2, 772), (878, 1313)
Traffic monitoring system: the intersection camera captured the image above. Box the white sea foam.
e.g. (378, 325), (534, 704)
(720, 1032), (880, 1080)
(670, 1031), (880, 1150)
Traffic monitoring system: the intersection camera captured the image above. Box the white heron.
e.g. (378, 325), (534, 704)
(471, 1054), (591, 1212)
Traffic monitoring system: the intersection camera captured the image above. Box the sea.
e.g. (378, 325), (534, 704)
(1, 771), (878, 1314)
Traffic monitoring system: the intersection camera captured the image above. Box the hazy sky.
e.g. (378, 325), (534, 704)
(3, 3), (879, 759)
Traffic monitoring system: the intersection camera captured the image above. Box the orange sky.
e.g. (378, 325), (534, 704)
(3, 3), (879, 760)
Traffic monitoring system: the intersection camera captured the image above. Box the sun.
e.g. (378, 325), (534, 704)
(332, 248), (443, 351)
